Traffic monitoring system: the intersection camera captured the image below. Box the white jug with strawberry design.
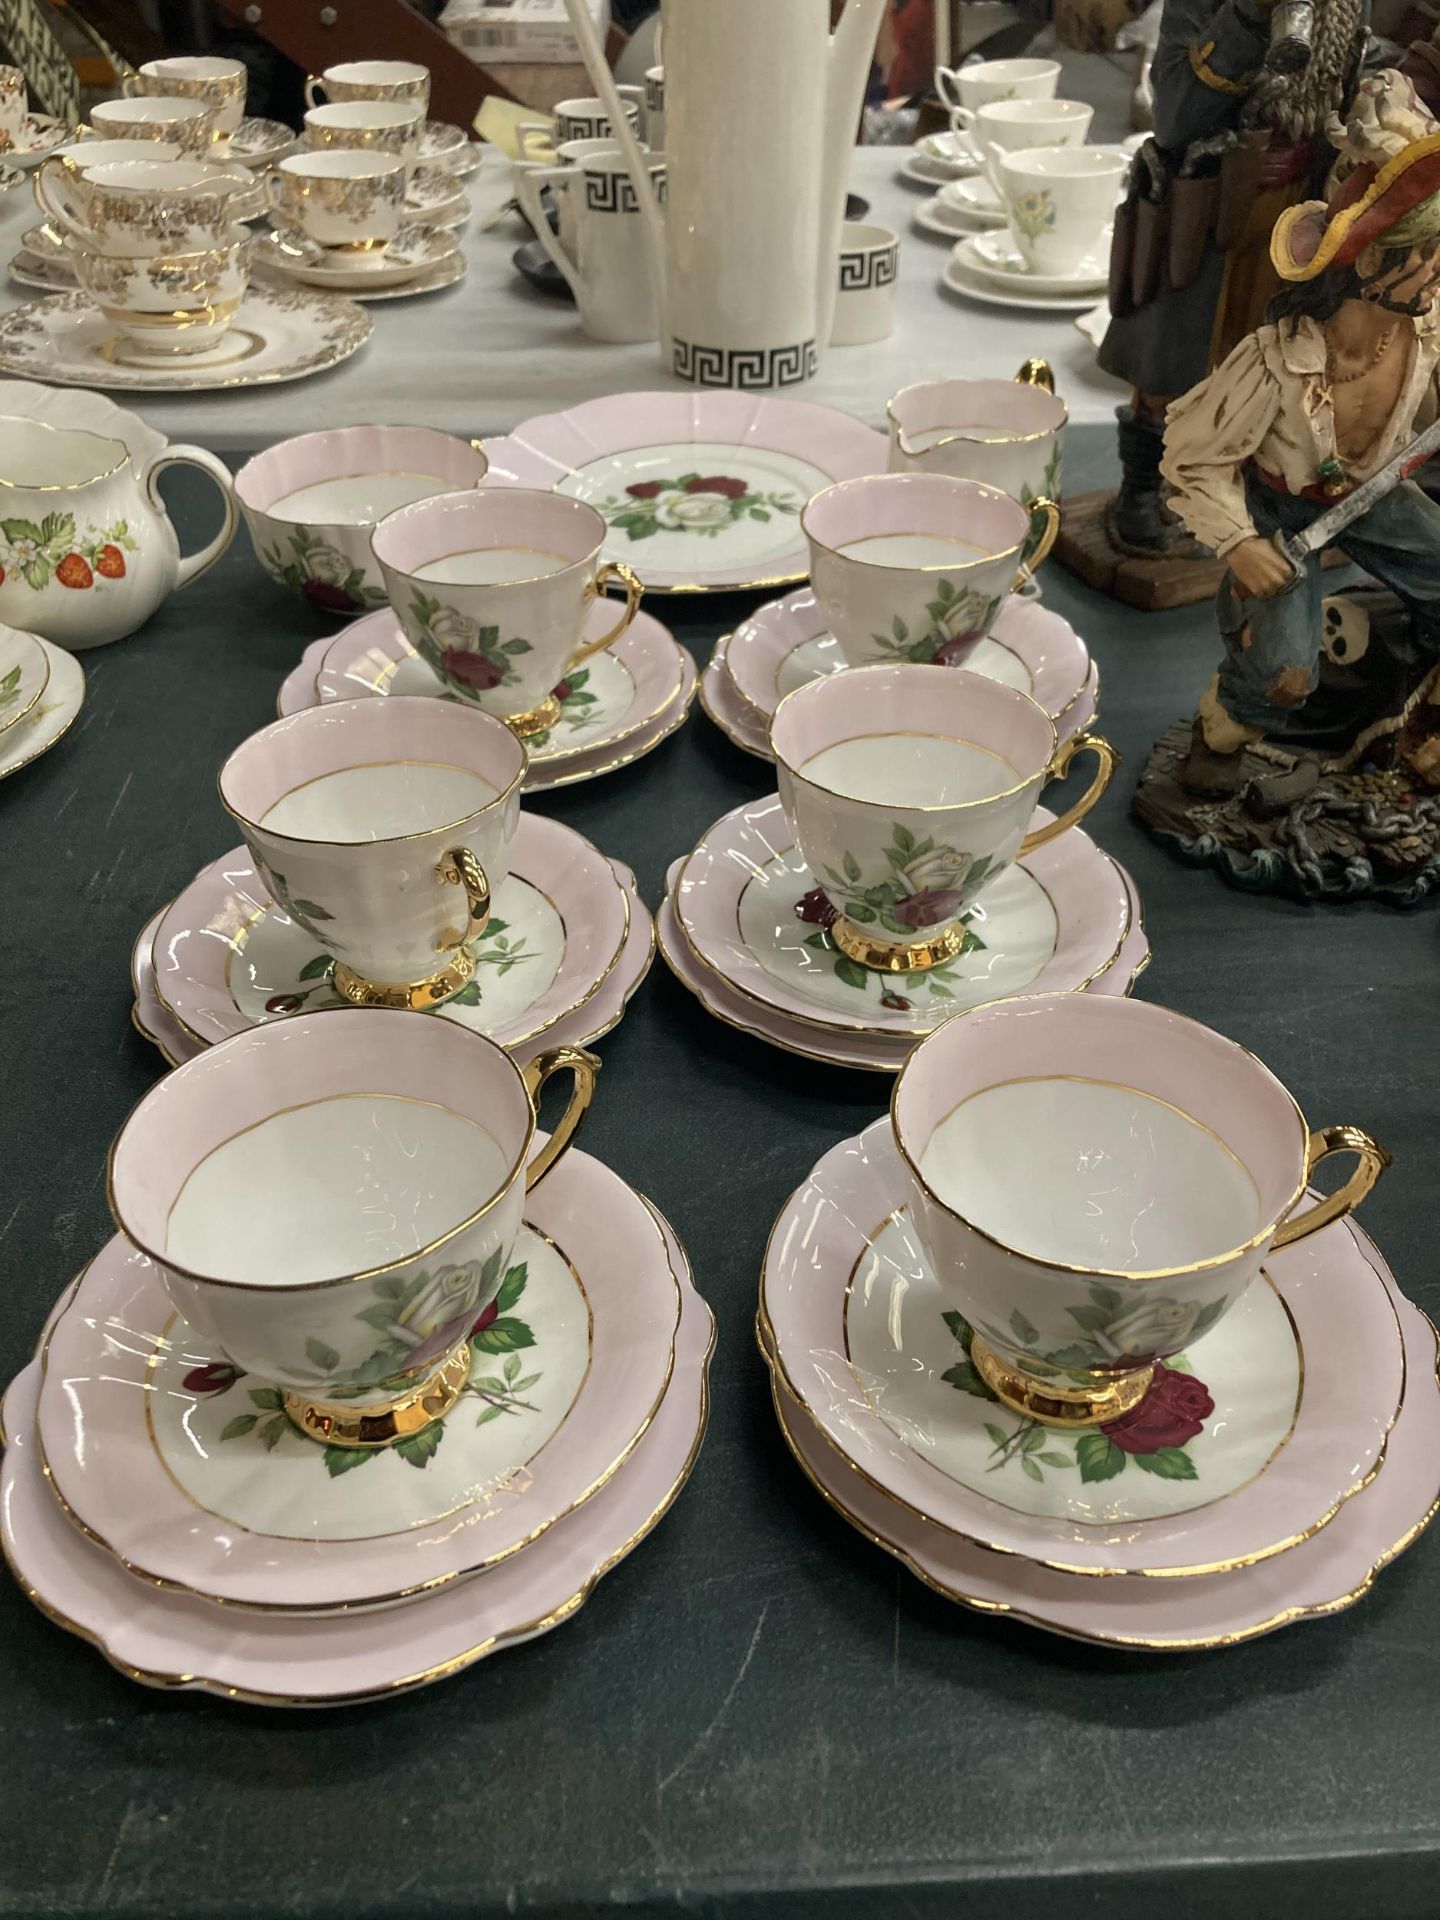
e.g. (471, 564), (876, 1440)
(0, 415), (237, 650)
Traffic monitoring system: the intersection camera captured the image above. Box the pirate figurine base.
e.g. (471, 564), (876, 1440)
(1133, 73), (1440, 900)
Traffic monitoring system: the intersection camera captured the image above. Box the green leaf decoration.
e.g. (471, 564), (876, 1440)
(503, 637), (532, 655)
(1190, 1296), (1227, 1340)
(290, 899), (333, 922)
(842, 850), (862, 884)
(844, 901), (877, 923)
(803, 932), (832, 952)
(475, 1403), (504, 1426)
(354, 1302), (399, 1333)
(477, 1245), (505, 1296)
(297, 954), (334, 982)
(0, 517), (40, 543)
(1038, 1451), (1074, 1469)
(832, 956), (871, 992)
(983, 1421), (1009, 1449)
(1074, 1433), (1127, 1483)
(941, 1358), (997, 1400)
(941, 1310), (971, 1347)
(258, 1414), (286, 1452)
(373, 1274), (409, 1301)
(305, 1338), (340, 1371)
(323, 1445), (374, 1477)
(219, 1413), (258, 1441)
(23, 559), (50, 591)
(1132, 1447), (1198, 1480)
(249, 1386), (285, 1411)
(394, 1420), (445, 1469)
(892, 823), (916, 856)
(1065, 1302), (1113, 1333)
(1021, 1455), (1044, 1482)
(1020, 1425), (1047, 1453)
(493, 1262), (528, 1314)
(472, 1314), (535, 1354)
(503, 1353), (521, 1383)
(512, 1373), (541, 1392)
(1010, 1308), (1039, 1346)
(1089, 1283), (1125, 1315)
(749, 507), (771, 522)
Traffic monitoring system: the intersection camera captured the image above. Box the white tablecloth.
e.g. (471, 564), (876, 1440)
(0, 147), (1126, 451)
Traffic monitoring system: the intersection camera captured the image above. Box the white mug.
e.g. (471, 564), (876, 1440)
(516, 92), (642, 161)
(831, 221), (899, 347)
(644, 66), (666, 148)
(126, 56), (247, 139)
(997, 144), (1127, 276)
(219, 694), (525, 1008)
(517, 151), (666, 344)
(305, 60), (431, 115)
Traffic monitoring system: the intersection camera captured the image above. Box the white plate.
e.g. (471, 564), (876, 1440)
(0, 285), (372, 390)
(0, 635), (84, 779)
(1075, 300), (1110, 350)
(8, 247), (71, 294)
(256, 221), (461, 292)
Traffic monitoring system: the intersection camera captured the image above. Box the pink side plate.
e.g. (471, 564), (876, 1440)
(760, 1118), (1406, 1578)
(482, 391), (888, 591)
(151, 812), (629, 1051)
(312, 603), (686, 764)
(771, 1290), (1439, 1650)
(132, 859), (656, 1072)
(277, 636), (330, 717)
(657, 853), (1146, 1074)
(36, 1140), (683, 1611)
(676, 795), (1130, 1037)
(2, 1214), (713, 1704)
(726, 586), (1091, 727)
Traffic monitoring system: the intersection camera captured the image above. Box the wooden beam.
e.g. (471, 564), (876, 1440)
(212, 0), (519, 119)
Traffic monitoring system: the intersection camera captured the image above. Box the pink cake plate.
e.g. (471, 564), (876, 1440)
(657, 851), (1148, 1073)
(480, 390), (888, 593)
(33, 1140), (684, 1613)
(132, 857), (655, 1071)
(760, 1117), (1416, 1607)
(2, 1205), (712, 1703)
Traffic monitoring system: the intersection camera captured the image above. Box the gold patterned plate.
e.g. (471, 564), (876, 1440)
(1, 1205), (712, 1702)
(760, 1118), (1410, 1583)
(0, 285), (372, 391)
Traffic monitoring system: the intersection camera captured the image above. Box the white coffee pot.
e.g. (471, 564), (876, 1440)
(0, 415), (236, 650)
(560, 0), (886, 389)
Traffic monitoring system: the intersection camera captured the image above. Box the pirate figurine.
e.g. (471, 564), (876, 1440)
(1096, 0), (1390, 561)
(1163, 72), (1440, 795)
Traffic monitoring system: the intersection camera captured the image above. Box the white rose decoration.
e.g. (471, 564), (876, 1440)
(657, 491), (736, 531)
(427, 606), (482, 651)
(1092, 1294), (1205, 1362)
(302, 543), (353, 587)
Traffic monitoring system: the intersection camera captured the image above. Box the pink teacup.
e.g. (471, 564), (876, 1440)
(371, 487), (643, 735)
(892, 991), (1389, 1427)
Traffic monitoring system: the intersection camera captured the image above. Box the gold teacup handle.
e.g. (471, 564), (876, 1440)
(1020, 731), (1117, 852)
(572, 561), (644, 666)
(522, 1045), (602, 1191)
(1271, 1125), (1392, 1249)
(1012, 495), (1060, 583)
(1015, 358), (1055, 392)
(439, 845), (491, 944)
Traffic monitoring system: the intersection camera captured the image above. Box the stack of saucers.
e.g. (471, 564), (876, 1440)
(4, 1009), (712, 1705)
(676, 649), (1142, 1073)
(899, 127), (983, 190)
(0, 619), (85, 781)
(759, 994), (1436, 1649)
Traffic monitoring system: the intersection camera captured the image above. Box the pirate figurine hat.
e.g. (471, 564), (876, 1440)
(1272, 70), (1440, 280)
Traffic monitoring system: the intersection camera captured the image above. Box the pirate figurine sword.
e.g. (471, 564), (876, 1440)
(1272, 414), (1440, 581)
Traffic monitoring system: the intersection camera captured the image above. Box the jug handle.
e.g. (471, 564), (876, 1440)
(142, 446), (239, 592)
(514, 165), (583, 299)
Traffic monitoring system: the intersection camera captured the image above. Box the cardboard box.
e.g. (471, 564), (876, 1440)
(440, 0), (612, 65)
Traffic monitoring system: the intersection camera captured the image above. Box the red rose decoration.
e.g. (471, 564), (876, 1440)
(1101, 1362), (1214, 1455)
(443, 647), (503, 690)
(552, 678), (572, 702)
(626, 481), (663, 499)
(471, 1299), (499, 1337)
(183, 1361), (244, 1395)
(301, 578), (356, 614)
(685, 476), (747, 499)
(880, 991), (912, 1010)
(932, 631), (984, 667)
(893, 887), (966, 929)
(265, 993), (304, 1015)
(794, 887), (837, 927)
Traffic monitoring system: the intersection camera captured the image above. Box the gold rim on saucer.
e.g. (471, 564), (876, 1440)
(285, 1342), (472, 1448)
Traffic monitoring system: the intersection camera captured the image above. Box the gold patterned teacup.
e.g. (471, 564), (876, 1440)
(36, 154), (247, 257)
(90, 95), (220, 157)
(125, 55), (247, 140)
(0, 65), (27, 154)
(303, 101), (425, 172)
(69, 230), (253, 356)
(266, 150), (407, 253)
(305, 60), (431, 116)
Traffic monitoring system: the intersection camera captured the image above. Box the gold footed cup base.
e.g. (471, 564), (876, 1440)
(830, 913), (968, 973)
(503, 693), (561, 738)
(332, 947), (476, 1011)
(970, 1334), (1154, 1430)
(285, 1342), (472, 1450)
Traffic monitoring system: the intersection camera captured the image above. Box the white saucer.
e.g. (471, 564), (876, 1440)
(968, 228), (1109, 295)
(914, 194), (995, 243)
(216, 117), (299, 167)
(900, 146), (978, 188)
(8, 246), (71, 293)
(0, 637), (84, 779)
(0, 115), (73, 169)
(917, 129), (981, 171)
(943, 241), (1106, 312)
(405, 172), (471, 229)
(257, 222), (462, 294)
(939, 174), (1004, 223)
